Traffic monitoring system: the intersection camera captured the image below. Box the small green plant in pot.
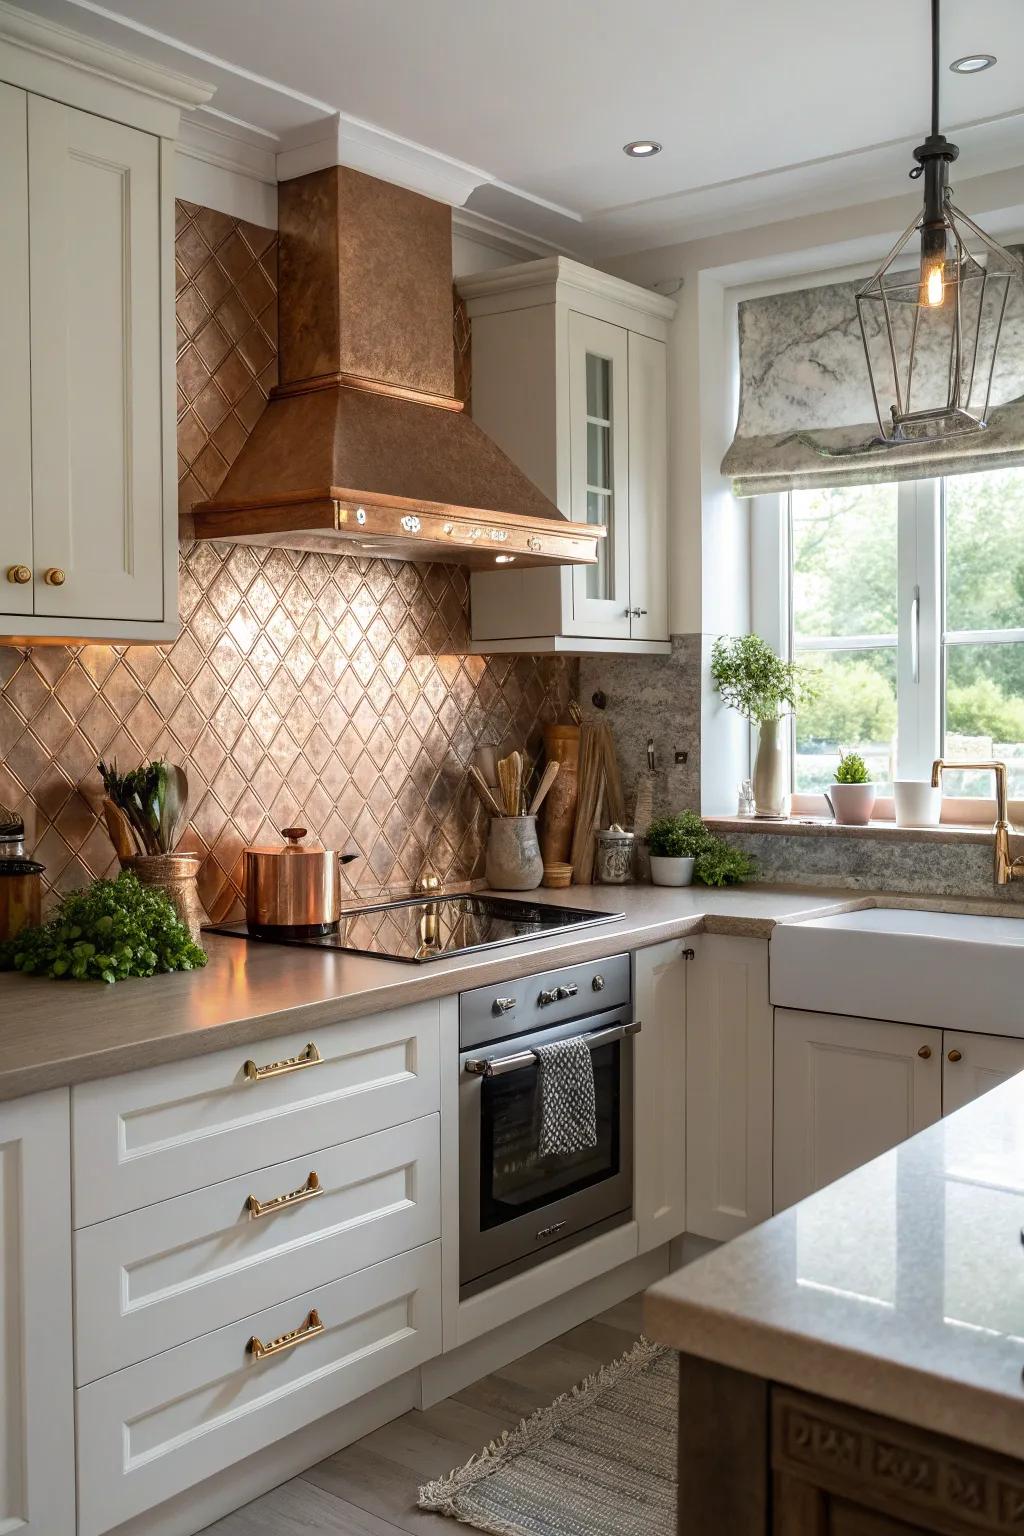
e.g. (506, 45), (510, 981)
(711, 635), (817, 817)
(828, 752), (876, 826)
(645, 812), (756, 889)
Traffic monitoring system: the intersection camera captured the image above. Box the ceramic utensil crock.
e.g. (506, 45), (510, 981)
(485, 815), (544, 891)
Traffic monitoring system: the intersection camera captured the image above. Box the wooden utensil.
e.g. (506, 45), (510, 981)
(101, 796), (138, 863)
(497, 752), (523, 816)
(468, 766), (504, 818)
(528, 760), (560, 816)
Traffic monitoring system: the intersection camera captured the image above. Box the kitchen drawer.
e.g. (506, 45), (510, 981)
(74, 1113), (440, 1384)
(72, 1000), (440, 1225)
(77, 1240), (441, 1536)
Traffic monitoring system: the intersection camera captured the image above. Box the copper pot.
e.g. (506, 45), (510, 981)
(0, 856), (43, 943)
(243, 827), (356, 937)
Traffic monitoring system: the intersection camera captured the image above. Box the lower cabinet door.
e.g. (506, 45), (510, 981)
(0, 1090), (76, 1536)
(942, 1030), (1024, 1116)
(774, 1009), (941, 1212)
(76, 1241), (441, 1536)
(74, 1114), (441, 1384)
(633, 938), (687, 1252)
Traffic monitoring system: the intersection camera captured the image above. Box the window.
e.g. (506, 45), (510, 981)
(784, 467), (1024, 814)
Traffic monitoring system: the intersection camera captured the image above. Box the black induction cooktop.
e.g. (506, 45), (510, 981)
(206, 893), (622, 964)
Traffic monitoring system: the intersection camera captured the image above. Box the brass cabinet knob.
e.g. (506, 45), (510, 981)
(947, 1048), (963, 1063)
(43, 567), (67, 586)
(917, 1045), (932, 1059)
(6, 564), (31, 585)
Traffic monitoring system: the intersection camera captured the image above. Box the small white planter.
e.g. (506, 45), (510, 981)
(827, 782), (876, 826)
(649, 854), (695, 887)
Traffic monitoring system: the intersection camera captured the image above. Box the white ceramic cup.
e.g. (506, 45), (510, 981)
(894, 779), (941, 828)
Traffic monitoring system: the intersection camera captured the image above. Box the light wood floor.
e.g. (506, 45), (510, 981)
(201, 1292), (645, 1536)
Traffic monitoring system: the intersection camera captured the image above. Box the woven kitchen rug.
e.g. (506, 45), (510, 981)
(418, 1338), (677, 1536)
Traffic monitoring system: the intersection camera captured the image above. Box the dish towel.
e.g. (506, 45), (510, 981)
(533, 1036), (598, 1158)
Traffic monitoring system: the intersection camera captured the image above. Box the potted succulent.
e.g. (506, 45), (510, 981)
(645, 812), (756, 888)
(711, 635), (817, 818)
(827, 752), (876, 826)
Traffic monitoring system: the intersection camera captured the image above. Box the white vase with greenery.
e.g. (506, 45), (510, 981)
(711, 635), (817, 819)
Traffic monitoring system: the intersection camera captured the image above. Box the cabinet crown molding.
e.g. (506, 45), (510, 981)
(457, 255), (678, 325)
(0, 0), (213, 113)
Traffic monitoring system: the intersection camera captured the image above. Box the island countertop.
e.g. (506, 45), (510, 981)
(0, 882), (861, 1101)
(645, 1068), (1024, 1462)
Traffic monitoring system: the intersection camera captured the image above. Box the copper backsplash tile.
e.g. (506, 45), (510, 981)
(0, 202), (575, 919)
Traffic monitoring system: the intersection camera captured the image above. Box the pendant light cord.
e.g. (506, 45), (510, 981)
(931, 0), (940, 137)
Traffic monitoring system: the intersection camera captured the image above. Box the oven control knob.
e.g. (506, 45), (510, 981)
(592, 974), (605, 991)
(538, 988), (558, 1006)
(492, 996), (516, 1014)
(555, 983), (578, 1001)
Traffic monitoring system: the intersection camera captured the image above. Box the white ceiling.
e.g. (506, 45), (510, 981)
(12, 0), (1024, 256)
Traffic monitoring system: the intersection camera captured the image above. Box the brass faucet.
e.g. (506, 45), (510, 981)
(931, 759), (1024, 886)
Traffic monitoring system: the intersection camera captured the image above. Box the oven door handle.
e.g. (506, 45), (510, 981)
(463, 1020), (641, 1078)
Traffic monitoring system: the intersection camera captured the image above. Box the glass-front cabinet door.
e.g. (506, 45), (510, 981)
(568, 311), (631, 637)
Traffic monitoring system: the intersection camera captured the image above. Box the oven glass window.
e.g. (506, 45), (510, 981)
(479, 1041), (621, 1230)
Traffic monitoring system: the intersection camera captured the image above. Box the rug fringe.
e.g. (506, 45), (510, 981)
(417, 1335), (667, 1520)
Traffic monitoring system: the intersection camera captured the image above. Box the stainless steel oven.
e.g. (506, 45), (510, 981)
(459, 954), (635, 1297)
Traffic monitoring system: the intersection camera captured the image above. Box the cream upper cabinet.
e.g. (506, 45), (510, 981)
(458, 257), (675, 654)
(773, 1009), (942, 1212)
(0, 1090), (76, 1536)
(0, 10), (196, 643)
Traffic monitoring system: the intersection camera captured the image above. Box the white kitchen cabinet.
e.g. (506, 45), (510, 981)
(458, 257), (675, 653)
(633, 938), (688, 1252)
(685, 935), (773, 1241)
(773, 1009), (942, 1212)
(0, 9), (200, 642)
(941, 1030), (1024, 1116)
(0, 1090), (76, 1536)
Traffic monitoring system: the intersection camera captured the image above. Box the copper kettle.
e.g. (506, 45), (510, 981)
(243, 827), (357, 937)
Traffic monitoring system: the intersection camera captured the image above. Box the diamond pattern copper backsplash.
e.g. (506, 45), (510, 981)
(0, 202), (575, 920)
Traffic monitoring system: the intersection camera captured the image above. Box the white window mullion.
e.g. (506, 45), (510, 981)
(896, 478), (941, 780)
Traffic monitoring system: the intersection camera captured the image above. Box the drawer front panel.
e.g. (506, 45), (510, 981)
(72, 1001), (440, 1225)
(75, 1114), (440, 1384)
(76, 1241), (441, 1536)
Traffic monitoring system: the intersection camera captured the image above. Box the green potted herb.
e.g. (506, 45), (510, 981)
(645, 811), (756, 888)
(711, 635), (817, 817)
(828, 752), (876, 826)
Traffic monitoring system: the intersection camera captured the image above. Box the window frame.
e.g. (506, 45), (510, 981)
(756, 474), (1024, 825)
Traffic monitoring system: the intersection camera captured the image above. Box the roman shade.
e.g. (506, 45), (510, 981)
(721, 249), (1024, 496)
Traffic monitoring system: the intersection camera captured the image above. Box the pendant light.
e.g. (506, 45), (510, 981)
(856, 0), (1023, 444)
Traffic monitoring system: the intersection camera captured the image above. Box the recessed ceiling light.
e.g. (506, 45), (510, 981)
(950, 53), (996, 73)
(494, 554), (516, 564)
(623, 140), (662, 158)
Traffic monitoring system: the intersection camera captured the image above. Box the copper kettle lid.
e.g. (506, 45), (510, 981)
(244, 826), (327, 857)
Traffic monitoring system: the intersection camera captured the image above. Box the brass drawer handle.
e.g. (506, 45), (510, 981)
(248, 1308), (323, 1361)
(947, 1048), (963, 1063)
(243, 1042), (322, 1081)
(6, 564), (30, 585)
(247, 1170), (321, 1219)
(917, 1045), (932, 1059)
(43, 566), (66, 586)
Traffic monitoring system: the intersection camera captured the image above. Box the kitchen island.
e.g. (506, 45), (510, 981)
(646, 1068), (1024, 1535)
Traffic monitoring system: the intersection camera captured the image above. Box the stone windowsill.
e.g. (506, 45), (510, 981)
(705, 815), (1005, 848)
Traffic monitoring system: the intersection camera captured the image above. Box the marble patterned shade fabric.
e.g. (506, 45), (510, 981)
(722, 248), (1024, 495)
(419, 1339), (677, 1536)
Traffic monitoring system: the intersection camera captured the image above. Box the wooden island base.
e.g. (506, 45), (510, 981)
(677, 1353), (1024, 1536)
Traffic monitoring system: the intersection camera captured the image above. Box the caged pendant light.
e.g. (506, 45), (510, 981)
(856, 0), (1024, 445)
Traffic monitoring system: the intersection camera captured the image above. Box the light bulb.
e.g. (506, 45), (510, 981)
(925, 262), (944, 307)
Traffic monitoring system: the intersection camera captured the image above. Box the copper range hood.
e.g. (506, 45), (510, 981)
(192, 166), (602, 570)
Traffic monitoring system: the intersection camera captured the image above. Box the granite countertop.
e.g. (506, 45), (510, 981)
(0, 882), (861, 1101)
(645, 1071), (1024, 1461)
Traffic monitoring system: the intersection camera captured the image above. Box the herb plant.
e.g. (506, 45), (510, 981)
(834, 752), (871, 784)
(711, 634), (817, 724)
(644, 811), (756, 887)
(0, 871), (207, 983)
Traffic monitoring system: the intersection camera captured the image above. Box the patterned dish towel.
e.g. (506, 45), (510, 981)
(533, 1036), (598, 1158)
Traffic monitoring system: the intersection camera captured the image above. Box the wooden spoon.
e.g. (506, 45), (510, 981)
(528, 760), (560, 816)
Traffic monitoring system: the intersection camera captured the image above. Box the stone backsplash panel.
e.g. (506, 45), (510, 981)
(0, 202), (575, 919)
